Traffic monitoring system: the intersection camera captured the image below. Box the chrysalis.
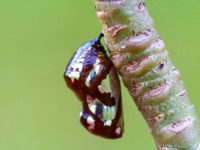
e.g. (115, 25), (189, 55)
(64, 34), (124, 139)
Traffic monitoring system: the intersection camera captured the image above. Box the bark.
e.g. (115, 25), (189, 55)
(93, 0), (200, 149)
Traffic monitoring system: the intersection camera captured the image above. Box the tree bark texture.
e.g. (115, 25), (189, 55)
(94, 0), (200, 149)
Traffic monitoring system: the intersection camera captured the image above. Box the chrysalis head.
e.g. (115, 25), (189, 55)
(64, 33), (123, 139)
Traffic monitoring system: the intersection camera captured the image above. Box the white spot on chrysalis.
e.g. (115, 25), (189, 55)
(104, 120), (112, 126)
(115, 127), (121, 135)
(76, 58), (85, 63)
(87, 116), (95, 131)
(68, 71), (81, 82)
(87, 116), (95, 125)
(79, 111), (83, 117)
(85, 64), (102, 87)
(89, 105), (97, 114)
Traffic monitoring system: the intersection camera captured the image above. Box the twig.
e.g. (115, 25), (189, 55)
(93, 0), (200, 149)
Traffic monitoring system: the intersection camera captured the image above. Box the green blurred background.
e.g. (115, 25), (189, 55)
(0, 0), (200, 149)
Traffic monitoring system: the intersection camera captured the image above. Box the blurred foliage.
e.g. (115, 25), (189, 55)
(0, 0), (200, 149)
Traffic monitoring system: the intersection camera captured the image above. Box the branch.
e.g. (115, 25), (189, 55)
(93, 0), (200, 149)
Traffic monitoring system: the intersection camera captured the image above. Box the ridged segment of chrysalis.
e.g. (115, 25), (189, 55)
(64, 34), (124, 139)
(95, 0), (200, 149)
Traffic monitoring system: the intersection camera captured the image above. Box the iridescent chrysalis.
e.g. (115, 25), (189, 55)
(64, 34), (123, 139)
